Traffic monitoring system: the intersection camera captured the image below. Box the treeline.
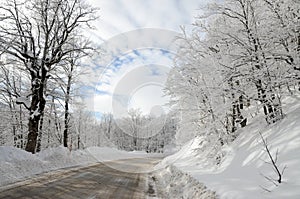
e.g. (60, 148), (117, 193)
(0, 100), (176, 153)
(100, 110), (177, 152)
(166, 0), (299, 151)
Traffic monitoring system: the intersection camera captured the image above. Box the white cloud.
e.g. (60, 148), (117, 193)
(92, 49), (172, 115)
(128, 84), (170, 114)
(93, 93), (113, 113)
(83, 0), (212, 116)
(86, 0), (210, 41)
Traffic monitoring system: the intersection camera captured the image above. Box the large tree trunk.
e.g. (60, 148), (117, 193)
(26, 103), (46, 153)
(25, 75), (47, 153)
(25, 116), (39, 153)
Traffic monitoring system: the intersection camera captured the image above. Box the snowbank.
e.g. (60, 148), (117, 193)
(157, 97), (300, 198)
(0, 146), (162, 187)
(154, 165), (217, 198)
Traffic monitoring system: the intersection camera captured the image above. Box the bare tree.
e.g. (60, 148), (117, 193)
(259, 132), (286, 185)
(0, 63), (28, 148)
(0, 0), (97, 153)
(127, 108), (142, 150)
(55, 40), (91, 148)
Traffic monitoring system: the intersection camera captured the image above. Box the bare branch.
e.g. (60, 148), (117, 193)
(259, 132), (285, 184)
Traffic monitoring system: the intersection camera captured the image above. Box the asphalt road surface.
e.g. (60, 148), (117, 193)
(0, 157), (162, 199)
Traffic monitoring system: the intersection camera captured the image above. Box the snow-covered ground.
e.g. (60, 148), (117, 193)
(152, 165), (217, 199)
(156, 96), (300, 198)
(0, 146), (162, 187)
(1, 97), (300, 198)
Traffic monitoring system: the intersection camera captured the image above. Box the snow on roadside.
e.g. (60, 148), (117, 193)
(153, 165), (217, 198)
(157, 97), (300, 199)
(86, 147), (164, 162)
(0, 146), (162, 187)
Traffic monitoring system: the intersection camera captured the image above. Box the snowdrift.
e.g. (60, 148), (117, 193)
(154, 165), (217, 198)
(157, 97), (300, 198)
(0, 146), (161, 187)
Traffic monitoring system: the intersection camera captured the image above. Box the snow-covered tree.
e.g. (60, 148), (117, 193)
(0, 61), (28, 148)
(97, 111), (176, 152)
(165, 0), (299, 150)
(0, 0), (97, 153)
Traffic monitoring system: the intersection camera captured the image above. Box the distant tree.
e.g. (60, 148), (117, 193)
(101, 113), (113, 140)
(98, 111), (176, 152)
(126, 108), (142, 150)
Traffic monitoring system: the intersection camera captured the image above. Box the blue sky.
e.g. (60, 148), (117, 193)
(82, 0), (213, 117)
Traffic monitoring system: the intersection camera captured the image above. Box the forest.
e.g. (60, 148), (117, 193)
(0, 0), (299, 158)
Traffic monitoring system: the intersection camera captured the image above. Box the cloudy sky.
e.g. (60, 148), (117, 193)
(82, 0), (212, 117)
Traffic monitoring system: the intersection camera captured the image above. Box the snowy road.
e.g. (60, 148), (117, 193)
(0, 157), (162, 199)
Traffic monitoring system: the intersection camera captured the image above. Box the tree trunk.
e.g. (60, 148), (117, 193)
(255, 80), (283, 124)
(107, 118), (111, 139)
(78, 112), (81, 150)
(25, 116), (39, 153)
(63, 78), (71, 148)
(63, 114), (69, 147)
(77, 133), (80, 150)
(63, 60), (74, 148)
(25, 75), (47, 153)
(36, 112), (44, 152)
(19, 105), (24, 149)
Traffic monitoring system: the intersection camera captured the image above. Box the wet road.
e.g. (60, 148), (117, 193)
(0, 158), (162, 199)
